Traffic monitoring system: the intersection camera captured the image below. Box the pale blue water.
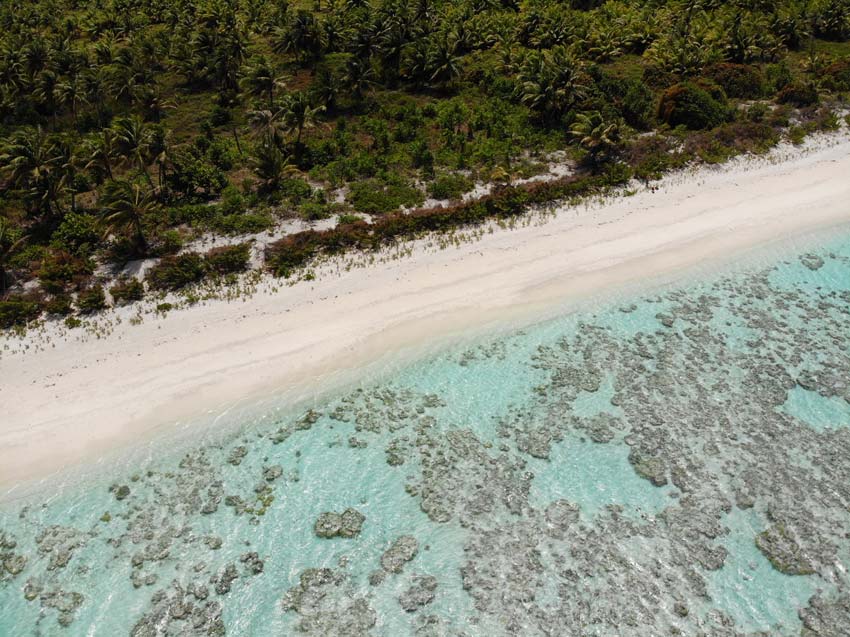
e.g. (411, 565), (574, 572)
(3, 230), (850, 636)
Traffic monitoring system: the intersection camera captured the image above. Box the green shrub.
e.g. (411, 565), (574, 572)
(37, 250), (93, 293)
(266, 171), (628, 277)
(347, 179), (424, 214)
(277, 177), (313, 204)
(337, 213), (363, 225)
(427, 174), (473, 200)
(620, 79), (656, 130)
(110, 277), (145, 304)
(220, 185), (247, 215)
(746, 103), (770, 122)
(77, 285), (107, 314)
(167, 204), (221, 227)
(146, 253), (206, 291)
(658, 82), (729, 130)
(154, 229), (184, 256)
(823, 60), (850, 92)
(0, 298), (42, 328)
(44, 295), (73, 315)
(299, 202), (333, 221)
(52, 212), (100, 256)
(776, 82), (819, 107)
(626, 135), (677, 182)
(686, 121), (780, 163)
(765, 62), (793, 93)
(703, 64), (765, 99)
(204, 243), (251, 275)
(210, 212), (273, 235)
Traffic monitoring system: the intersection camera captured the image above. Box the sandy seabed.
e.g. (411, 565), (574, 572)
(2, 130), (850, 491)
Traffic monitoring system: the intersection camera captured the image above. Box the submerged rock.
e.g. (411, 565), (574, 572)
(398, 575), (437, 612)
(380, 536), (418, 574)
(756, 525), (816, 575)
(282, 567), (376, 635)
(314, 508), (365, 539)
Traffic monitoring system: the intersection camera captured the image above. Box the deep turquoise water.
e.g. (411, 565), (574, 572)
(2, 230), (850, 636)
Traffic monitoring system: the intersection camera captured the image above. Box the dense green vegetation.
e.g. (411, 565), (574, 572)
(1, 0), (849, 327)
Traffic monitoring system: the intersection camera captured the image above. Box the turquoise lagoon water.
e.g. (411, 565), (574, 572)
(3, 230), (850, 636)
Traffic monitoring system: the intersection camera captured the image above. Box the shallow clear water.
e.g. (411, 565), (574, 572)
(2, 230), (850, 636)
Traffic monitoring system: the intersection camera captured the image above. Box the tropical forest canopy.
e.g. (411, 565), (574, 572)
(0, 0), (849, 325)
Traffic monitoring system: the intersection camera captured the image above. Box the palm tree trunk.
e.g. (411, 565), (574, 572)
(232, 126), (244, 157)
(140, 163), (155, 190)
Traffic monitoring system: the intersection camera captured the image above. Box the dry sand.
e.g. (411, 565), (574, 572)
(2, 131), (850, 490)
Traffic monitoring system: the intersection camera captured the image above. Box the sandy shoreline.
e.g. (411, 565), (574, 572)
(2, 131), (850, 491)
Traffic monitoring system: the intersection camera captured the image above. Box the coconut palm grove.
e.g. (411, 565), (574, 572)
(0, 0), (849, 325)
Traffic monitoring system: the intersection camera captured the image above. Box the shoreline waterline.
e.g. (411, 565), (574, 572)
(2, 130), (850, 493)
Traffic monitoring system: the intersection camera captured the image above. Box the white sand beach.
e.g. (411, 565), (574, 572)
(2, 131), (850, 490)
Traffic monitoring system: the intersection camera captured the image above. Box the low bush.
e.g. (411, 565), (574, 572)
(822, 60), (850, 92)
(0, 297), (42, 328)
(703, 63), (765, 99)
(210, 212), (273, 235)
(37, 250), (94, 293)
(625, 135), (679, 182)
(44, 295), (73, 315)
(685, 122), (777, 164)
(427, 174), (473, 200)
(219, 186), (247, 215)
(110, 277), (144, 304)
(167, 203), (221, 227)
(77, 285), (107, 314)
(299, 202), (334, 221)
(52, 211), (100, 256)
(146, 253), (206, 291)
(347, 179), (424, 214)
(204, 243), (250, 275)
(620, 79), (656, 130)
(658, 82), (729, 130)
(153, 229), (184, 256)
(776, 82), (819, 107)
(266, 168), (631, 277)
(765, 62), (793, 93)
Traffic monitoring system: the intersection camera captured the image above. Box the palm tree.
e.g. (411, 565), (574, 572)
(98, 180), (159, 255)
(312, 68), (343, 112)
(80, 67), (109, 126)
(0, 218), (28, 296)
(0, 126), (64, 220)
(343, 55), (376, 102)
(134, 85), (176, 123)
(112, 116), (154, 188)
(56, 74), (87, 125)
(248, 107), (287, 147)
(33, 69), (60, 127)
(250, 139), (300, 189)
(273, 10), (324, 67)
(428, 33), (462, 88)
(282, 93), (325, 146)
(517, 46), (588, 123)
(241, 56), (287, 108)
(52, 134), (83, 213)
(84, 128), (119, 184)
(570, 111), (621, 170)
